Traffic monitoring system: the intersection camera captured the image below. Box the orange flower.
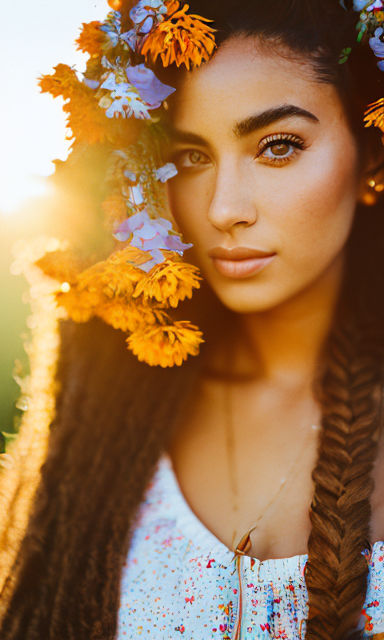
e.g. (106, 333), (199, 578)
(364, 98), (384, 132)
(63, 88), (112, 145)
(38, 64), (79, 100)
(35, 245), (203, 366)
(140, 0), (216, 70)
(46, 247), (153, 326)
(133, 258), (201, 307)
(107, 245), (156, 272)
(64, 248), (144, 305)
(39, 64), (112, 145)
(127, 319), (204, 367)
(97, 300), (157, 333)
(76, 21), (105, 57)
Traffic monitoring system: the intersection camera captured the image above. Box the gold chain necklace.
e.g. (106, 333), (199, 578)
(223, 380), (319, 558)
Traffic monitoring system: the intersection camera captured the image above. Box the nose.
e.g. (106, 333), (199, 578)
(207, 157), (258, 233)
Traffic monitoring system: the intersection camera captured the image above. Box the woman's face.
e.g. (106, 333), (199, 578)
(166, 37), (362, 314)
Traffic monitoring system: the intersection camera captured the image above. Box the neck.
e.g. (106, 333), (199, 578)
(206, 253), (346, 387)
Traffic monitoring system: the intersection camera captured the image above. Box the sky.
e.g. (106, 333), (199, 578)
(1, 0), (109, 216)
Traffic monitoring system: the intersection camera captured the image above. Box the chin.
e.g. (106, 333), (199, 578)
(206, 284), (285, 315)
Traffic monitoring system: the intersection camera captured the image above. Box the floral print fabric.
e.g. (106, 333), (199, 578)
(118, 454), (384, 639)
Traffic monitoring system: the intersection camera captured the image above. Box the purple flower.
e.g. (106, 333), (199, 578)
(100, 11), (122, 47)
(100, 66), (173, 118)
(129, 0), (167, 27)
(164, 235), (193, 253)
(155, 163), (178, 183)
(120, 29), (138, 50)
(113, 210), (193, 271)
(126, 0), (167, 51)
(378, 59), (384, 70)
(141, 15), (155, 33)
(369, 27), (384, 59)
(126, 64), (175, 108)
(353, 0), (370, 9)
(140, 234), (169, 250)
(113, 211), (148, 241)
(100, 72), (152, 119)
(367, 0), (384, 9)
(129, 184), (145, 206)
(83, 77), (100, 90)
(124, 170), (137, 182)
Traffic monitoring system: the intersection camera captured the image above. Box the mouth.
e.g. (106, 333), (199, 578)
(208, 246), (277, 279)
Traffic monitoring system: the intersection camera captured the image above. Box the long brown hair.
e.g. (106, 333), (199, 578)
(2, 1), (384, 638)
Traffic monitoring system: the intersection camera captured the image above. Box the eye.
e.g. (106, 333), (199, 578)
(172, 149), (211, 170)
(257, 133), (306, 166)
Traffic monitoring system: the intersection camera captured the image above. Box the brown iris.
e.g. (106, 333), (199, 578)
(270, 142), (291, 156)
(189, 151), (203, 164)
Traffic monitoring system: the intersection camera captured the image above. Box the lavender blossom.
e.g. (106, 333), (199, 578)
(83, 77), (100, 90)
(369, 27), (384, 59)
(126, 64), (175, 108)
(113, 210), (193, 271)
(129, 0), (167, 27)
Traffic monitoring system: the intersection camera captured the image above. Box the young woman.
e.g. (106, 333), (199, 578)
(1, 0), (384, 638)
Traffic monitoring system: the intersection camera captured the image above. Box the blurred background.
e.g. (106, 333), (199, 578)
(0, 0), (108, 436)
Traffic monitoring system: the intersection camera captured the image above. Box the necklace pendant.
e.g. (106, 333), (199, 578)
(234, 530), (252, 556)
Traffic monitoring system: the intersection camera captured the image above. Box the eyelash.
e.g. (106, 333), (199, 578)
(256, 133), (306, 165)
(171, 149), (210, 170)
(171, 132), (306, 171)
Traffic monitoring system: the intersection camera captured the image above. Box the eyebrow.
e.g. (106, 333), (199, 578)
(166, 104), (319, 146)
(233, 104), (319, 138)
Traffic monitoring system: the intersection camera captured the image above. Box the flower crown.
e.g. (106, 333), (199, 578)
(35, 0), (384, 368)
(36, 0), (216, 368)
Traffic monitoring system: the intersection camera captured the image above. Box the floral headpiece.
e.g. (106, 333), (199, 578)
(35, 0), (216, 367)
(340, 0), (384, 134)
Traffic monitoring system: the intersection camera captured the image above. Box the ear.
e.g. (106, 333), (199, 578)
(357, 131), (384, 206)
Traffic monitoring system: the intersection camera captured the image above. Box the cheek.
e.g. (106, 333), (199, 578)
(267, 139), (359, 266)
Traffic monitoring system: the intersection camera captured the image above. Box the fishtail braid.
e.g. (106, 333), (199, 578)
(305, 323), (383, 640)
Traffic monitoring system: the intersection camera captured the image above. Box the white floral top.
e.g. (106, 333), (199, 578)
(117, 454), (384, 639)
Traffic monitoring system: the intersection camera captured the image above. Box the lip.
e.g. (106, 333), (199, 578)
(208, 246), (276, 279)
(208, 246), (275, 260)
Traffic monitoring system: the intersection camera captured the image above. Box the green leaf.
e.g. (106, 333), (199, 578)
(357, 23), (368, 42)
(339, 47), (352, 64)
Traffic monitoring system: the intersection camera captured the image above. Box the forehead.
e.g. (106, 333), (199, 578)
(170, 36), (346, 132)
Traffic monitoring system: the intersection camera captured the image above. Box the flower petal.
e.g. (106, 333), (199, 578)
(165, 235), (193, 252)
(83, 77), (100, 90)
(155, 162), (178, 182)
(126, 64), (175, 107)
(369, 34), (384, 58)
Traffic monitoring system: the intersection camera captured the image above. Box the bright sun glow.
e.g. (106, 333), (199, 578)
(1, 0), (107, 218)
(0, 176), (52, 218)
